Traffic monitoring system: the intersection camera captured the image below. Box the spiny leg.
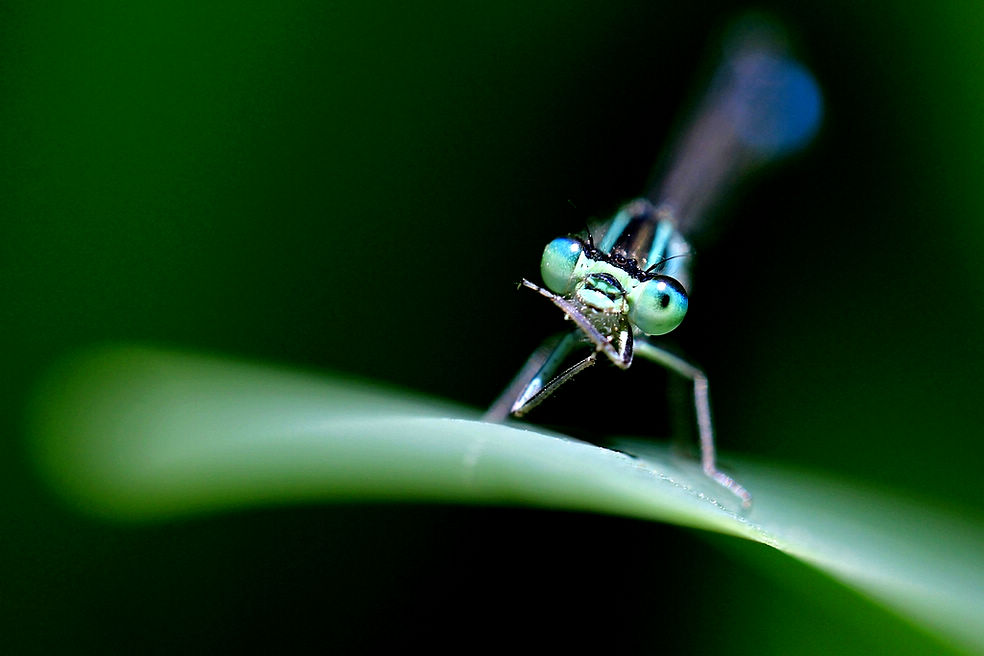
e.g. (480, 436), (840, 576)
(519, 279), (631, 367)
(484, 329), (595, 421)
(512, 351), (596, 417)
(484, 333), (566, 422)
(633, 338), (752, 508)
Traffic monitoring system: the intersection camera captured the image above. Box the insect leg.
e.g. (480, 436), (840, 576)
(633, 338), (751, 508)
(484, 329), (593, 422)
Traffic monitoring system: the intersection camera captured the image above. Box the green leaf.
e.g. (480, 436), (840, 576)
(27, 346), (984, 654)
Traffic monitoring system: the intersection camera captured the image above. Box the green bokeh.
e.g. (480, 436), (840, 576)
(3, 1), (983, 652)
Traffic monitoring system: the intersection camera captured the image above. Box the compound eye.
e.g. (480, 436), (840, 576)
(627, 276), (688, 335)
(540, 237), (583, 294)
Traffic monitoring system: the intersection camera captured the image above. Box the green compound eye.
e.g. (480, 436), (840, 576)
(627, 276), (689, 335)
(540, 237), (583, 294)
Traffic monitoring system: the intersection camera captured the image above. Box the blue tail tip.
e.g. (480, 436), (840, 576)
(733, 53), (823, 157)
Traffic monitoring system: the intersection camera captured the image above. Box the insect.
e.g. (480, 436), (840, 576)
(485, 20), (822, 508)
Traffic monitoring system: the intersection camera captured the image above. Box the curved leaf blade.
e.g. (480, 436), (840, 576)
(26, 346), (984, 654)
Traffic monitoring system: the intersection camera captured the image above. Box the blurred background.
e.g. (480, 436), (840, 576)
(3, 1), (983, 653)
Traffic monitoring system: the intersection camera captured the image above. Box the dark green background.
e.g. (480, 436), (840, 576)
(3, 1), (983, 653)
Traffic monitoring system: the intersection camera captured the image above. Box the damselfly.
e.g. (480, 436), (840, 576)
(485, 20), (822, 508)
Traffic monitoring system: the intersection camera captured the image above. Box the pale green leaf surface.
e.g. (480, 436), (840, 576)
(27, 346), (984, 654)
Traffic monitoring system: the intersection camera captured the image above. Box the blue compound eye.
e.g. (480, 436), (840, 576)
(627, 276), (688, 335)
(540, 237), (583, 294)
